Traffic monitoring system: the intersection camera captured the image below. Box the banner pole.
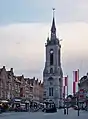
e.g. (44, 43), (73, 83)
(67, 75), (68, 115)
(77, 69), (79, 116)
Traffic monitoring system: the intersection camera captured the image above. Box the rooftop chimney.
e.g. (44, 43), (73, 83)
(10, 68), (13, 73)
(3, 66), (5, 69)
(87, 73), (88, 78)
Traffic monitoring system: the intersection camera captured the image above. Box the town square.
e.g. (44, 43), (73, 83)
(0, 0), (88, 119)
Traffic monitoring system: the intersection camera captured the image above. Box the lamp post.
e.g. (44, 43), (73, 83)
(67, 83), (68, 115)
(77, 69), (79, 116)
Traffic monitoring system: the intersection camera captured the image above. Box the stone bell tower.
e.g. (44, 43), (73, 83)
(43, 9), (63, 107)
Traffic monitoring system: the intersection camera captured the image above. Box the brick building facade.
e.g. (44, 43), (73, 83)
(0, 66), (43, 102)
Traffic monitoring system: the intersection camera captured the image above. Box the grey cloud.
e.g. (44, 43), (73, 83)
(0, 22), (88, 93)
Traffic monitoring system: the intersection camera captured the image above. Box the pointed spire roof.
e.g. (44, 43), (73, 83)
(51, 8), (56, 34)
(51, 17), (56, 33)
(46, 8), (59, 46)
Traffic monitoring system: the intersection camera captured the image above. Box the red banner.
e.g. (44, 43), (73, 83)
(65, 76), (68, 86)
(73, 82), (76, 94)
(63, 86), (65, 95)
(73, 70), (79, 82)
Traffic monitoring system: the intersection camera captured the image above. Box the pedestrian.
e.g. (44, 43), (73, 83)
(64, 108), (66, 115)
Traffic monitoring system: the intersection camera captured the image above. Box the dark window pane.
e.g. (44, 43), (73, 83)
(50, 49), (53, 65)
(51, 87), (53, 96)
(49, 88), (51, 96)
(50, 68), (53, 73)
(49, 87), (53, 96)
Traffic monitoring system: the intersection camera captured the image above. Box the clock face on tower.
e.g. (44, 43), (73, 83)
(50, 49), (53, 54)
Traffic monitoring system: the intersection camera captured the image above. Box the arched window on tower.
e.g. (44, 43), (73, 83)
(50, 49), (54, 65)
(50, 68), (53, 74)
(49, 87), (53, 96)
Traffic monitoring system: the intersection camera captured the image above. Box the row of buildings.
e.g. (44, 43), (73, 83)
(67, 73), (88, 109)
(78, 73), (88, 108)
(0, 66), (43, 102)
(64, 72), (88, 110)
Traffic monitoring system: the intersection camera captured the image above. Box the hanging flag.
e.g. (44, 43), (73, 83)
(63, 86), (65, 95)
(65, 76), (68, 86)
(73, 69), (79, 82)
(63, 76), (68, 98)
(73, 81), (76, 94)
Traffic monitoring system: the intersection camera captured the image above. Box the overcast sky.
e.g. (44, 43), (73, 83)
(0, 0), (88, 94)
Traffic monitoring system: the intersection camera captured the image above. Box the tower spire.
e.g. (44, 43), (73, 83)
(51, 8), (56, 36)
(53, 8), (55, 18)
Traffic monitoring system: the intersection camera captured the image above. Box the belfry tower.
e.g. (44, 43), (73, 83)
(43, 9), (63, 107)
